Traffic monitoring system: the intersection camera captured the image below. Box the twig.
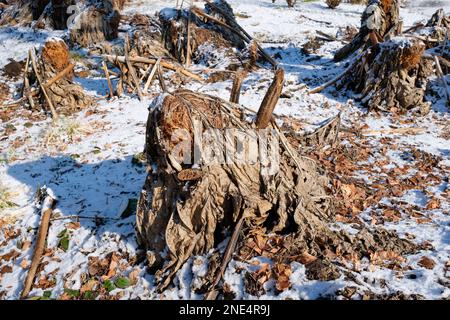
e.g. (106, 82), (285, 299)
(124, 35), (143, 101)
(299, 14), (332, 26)
(434, 55), (450, 104)
(204, 213), (245, 300)
(29, 49), (58, 119)
(144, 57), (161, 93)
(185, 9), (192, 67)
(157, 63), (167, 92)
(23, 51), (35, 109)
(102, 61), (114, 99)
(103, 54), (203, 82)
(44, 63), (74, 88)
(362, 127), (426, 135)
(21, 192), (56, 299)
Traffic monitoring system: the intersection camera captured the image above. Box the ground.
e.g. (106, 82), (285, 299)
(0, 0), (449, 300)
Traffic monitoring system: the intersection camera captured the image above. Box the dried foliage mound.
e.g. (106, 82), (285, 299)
(338, 37), (433, 114)
(24, 38), (93, 116)
(157, 0), (257, 70)
(0, 0), (123, 46)
(136, 90), (417, 292)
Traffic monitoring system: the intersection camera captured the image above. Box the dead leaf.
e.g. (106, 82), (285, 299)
(0, 265), (13, 274)
(425, 198), (441, 210)
(66, 221), (81, 230)
(80, 279), (98, 294)
(20, 258), (29, 269)
(129, 268), (141, 284)
(418, 256), (436, 269)
(297, 251), (317, 265)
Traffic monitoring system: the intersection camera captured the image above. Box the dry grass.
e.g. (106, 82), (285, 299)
(40, 116), (93, 149)
(0, 184), (17, 211)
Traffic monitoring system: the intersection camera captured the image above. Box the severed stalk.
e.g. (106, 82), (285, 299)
(144, 57), (162, 93)
(102, 61), (114, 98)
(29, 49), (58, 119)
(21, 188), (57, 299)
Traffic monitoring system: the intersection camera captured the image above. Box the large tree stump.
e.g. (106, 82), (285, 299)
(334, 0), (401, 61)
(338, 37), (433, 114)
(136, 89), (416, 292)
(0, 0), (123, 47)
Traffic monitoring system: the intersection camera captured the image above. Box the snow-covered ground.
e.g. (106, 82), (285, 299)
(0, 0), (449, 300)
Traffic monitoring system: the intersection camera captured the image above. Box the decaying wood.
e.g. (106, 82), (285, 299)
(434, 55), (450, 103)
(334, 0), (401, 61)
(255, 68), (284, 128)
(204, 213), (245, 300)
(202, 1), (278, 67)
(229, 70), (246, 104)
(24, 39), (93, 116)
(21, 189), (56, 299)
(124, 35), (143, 101)
(136, 88), (416, 295)
(102, 61), (114, 98)
(29, 49), (58, 119)
(103, 54), (203, 82)
(337, 37), (433, 114)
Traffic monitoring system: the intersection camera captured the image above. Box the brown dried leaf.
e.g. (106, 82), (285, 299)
(418, 256), (436, 269)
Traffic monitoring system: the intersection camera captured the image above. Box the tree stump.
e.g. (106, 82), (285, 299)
(334, 0), (401, 61)
(27, 38), (93, 115)
(338, 37), (433, 114)
(136, 89), (416, 292)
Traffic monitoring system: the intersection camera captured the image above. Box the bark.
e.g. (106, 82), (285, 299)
(136, 89), (416, 292)
(334, 0), (400, 61)
(338, 37), (433, 114)
(25, 38), (93, 116)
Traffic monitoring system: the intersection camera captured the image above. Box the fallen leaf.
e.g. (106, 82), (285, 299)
(297, 251), (317, 265)
(418, 256), (436, 269)
(425, 198), (441, 210)
(66, 221), (81, 230)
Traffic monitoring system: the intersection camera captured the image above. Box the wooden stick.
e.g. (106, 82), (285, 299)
(21, 53), (30, 97)
(204, 213), (245, 300)
(255, 68), (284, 129)
(144, 57), (161, 93)
(362, 127), (426, 135)
(44, 63), (74, 88)
(29, 49), (58, 119)
(434, 55), (450, 103)
(103, 54), (203, 82)
(21, 193), (56, 299)
(102, 61), (114, 99)
(124, 35), (143, 101)
(229, 70), (246, 104)
(23, 51), (35, 109)
(185, 9), (192, 67)
(157, 63), (167, 92)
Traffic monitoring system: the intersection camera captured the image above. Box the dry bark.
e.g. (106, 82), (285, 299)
(136, 89), (416, 293)
(338, 37), (433, 114)
(334, 0), (401, 61)
(25, 38), (93, 116)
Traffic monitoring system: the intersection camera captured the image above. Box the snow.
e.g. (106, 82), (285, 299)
(0, 0), (449, 300)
